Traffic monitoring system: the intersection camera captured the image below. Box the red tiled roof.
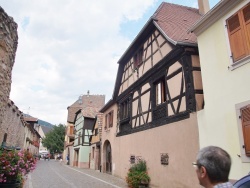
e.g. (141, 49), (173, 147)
(153, 2), (202, 45)
(23, 116), (38, 122)
(67, 95), (105, 122)
(81, 107), (100, 118)
(67, 106), (81, 123)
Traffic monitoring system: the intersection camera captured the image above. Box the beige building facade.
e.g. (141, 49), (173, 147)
(191, 0), (250, 180)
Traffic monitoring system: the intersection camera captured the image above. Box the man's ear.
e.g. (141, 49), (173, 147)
(200, 166), (207, 178)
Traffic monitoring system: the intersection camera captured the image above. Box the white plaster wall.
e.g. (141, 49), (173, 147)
(196, 1), (250, 179)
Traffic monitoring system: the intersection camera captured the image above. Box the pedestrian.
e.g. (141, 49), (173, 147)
(193, 146), (233, 188)
(66, 154), (69, 165)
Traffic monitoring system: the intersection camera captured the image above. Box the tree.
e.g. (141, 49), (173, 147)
(42, 124), (65, 154)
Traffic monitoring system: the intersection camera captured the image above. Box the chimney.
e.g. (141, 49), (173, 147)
(198, 0), (210, 15)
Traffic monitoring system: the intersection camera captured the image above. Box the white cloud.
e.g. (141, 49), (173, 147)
(1, 0), (219, 125)
(0, 0), (159, 125)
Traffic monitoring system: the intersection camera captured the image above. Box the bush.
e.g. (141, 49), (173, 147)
(126, 160), (150, 188)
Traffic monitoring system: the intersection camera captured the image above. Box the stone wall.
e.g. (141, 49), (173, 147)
(0, 6), (18, 127)
(0, 99), (25, 148)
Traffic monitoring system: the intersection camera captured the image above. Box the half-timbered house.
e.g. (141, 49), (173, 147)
(100, 2), (206, 187)
(68, 93), (105, 168)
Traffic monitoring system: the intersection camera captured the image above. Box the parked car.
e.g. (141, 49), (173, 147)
(234, 174), (250, 188)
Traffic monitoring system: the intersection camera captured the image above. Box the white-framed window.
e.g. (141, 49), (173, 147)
(236, 100), (250, 162)
(226, 2), (250, 70)
(156, 79), (166, 105)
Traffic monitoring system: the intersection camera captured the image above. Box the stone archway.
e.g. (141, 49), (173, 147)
(103, 140), (112, 174)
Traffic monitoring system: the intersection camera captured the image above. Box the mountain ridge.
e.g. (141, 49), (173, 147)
(24, 114), (54, 128)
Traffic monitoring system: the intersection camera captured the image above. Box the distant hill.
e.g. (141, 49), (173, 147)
(24, 114), (54, 128)
(38, 119), (54, 128)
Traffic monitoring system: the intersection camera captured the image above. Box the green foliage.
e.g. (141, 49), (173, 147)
(126, 160), (150, 188)
(42, 124), (66, 154)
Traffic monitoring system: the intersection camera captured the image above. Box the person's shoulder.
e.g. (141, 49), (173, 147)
(213, 182), (233, 188)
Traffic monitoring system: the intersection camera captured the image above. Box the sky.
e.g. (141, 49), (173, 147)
(0, 0), (219, 125)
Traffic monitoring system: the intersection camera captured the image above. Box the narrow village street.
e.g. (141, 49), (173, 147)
(23, 160), (128, 188)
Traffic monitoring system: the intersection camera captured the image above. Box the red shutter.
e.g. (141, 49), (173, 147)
(241, 106), (250, 156)
(227, 13), (248, 62)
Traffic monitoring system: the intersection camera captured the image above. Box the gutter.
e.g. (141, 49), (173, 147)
(189, 0), (241, 34)
(153, 21), (198, 47)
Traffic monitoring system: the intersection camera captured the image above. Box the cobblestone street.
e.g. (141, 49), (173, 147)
(23, 160), (128, 188)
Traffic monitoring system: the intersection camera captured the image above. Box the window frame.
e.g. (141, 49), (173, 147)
(226, 2), (250, 70)
(155, 78), (166, 105)
(236, 100), (250, 162)
(105, 110), (114, 130)
(133, 47), (143, 69)
(120, 98), (130, 122)
(92, 147), (95, 159)
(78, 132), (81, 145)
(95, 128), (98, 136)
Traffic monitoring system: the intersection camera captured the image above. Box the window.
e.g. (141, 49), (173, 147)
(226, 3), (250, 62)
(78, 132), (81, 145)
(105, 110), (114, 129)
(156, 79), (166, 105)
(240, 105), (250, 157)
(69, 126), (74, 135)
(95, 128), (98, 136)
(133, 47), (143, 69)
(92, 147), (95, 159)
(120, 99), (129, 120)
(236, 100), (250, 162)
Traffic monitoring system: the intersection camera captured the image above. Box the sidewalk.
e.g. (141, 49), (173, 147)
(64, 165), (128, 188)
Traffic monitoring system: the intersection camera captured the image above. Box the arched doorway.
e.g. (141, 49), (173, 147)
(103, 140), (112, 174)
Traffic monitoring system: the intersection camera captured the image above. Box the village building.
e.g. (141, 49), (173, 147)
(100, 1), (209, 187)
(23, 116), (41, 155)
(89, 113), (103, 171)
(63, 92), (105, 167)
(190, 0), (250, 181)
